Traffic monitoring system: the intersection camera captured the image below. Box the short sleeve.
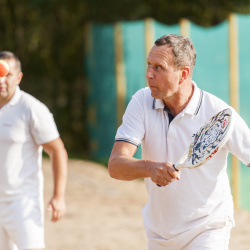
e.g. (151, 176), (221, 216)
(29, 101), (59, 145)
(115, 90), (145, 147)
(227, 109), (250, 166)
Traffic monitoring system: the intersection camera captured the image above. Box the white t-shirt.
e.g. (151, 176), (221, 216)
(0, 87), (59, 201)
(115, 82), (250, 241)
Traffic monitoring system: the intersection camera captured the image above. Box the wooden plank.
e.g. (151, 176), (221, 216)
(145, 18), (155, 87)
(179, 18), (190, 37)
(229, 13), (240, 210)
(145, 18), (155, 57)
(114, 22), (127, 127)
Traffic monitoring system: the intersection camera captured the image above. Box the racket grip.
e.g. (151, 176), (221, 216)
(173, 164), (179, 171)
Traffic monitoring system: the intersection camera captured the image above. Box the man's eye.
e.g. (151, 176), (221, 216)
(155, 65), (161, 70)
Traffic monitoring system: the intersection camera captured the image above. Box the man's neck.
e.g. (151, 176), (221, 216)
(163, 81), (194, 117)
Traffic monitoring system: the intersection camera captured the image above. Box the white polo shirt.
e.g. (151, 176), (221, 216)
(115, 81), (250, 242)
(0, 87), (59, 202)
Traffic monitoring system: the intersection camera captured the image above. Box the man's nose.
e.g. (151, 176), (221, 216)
(146, 68), (153, 79)
(0, 76), (6, 84)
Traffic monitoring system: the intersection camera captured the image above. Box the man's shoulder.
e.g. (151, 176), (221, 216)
(19, 90), (48, 109)
(202, 90), (229, 107)
(131, 87), (154, 109)
(199, 89), (231, 117)
(132, 87), (152, 101)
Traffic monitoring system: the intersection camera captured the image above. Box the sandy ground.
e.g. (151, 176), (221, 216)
(43, 158), (250, 250)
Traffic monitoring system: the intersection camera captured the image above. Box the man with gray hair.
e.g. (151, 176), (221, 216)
(108, 34), (250, 249)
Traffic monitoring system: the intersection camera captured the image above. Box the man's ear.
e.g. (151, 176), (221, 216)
(179, 66), (190, 84)
(16, 72), (23, 86)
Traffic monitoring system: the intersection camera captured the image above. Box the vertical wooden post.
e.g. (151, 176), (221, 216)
(179, 18), (190, 37)
(145, 18), (155, 86)
(83, 22), (99, 152)
(114, 22), (126, 128)
(229, 13), (240, 210)
(83, 22), (93, 57)
(145, 18), (155, 57)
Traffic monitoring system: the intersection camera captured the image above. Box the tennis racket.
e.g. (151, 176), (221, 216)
(157, 108), (233, 186)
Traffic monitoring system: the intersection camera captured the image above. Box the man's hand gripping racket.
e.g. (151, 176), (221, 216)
(157, 108), (233, 186)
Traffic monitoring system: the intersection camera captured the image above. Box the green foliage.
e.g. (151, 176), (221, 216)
(85, 0), (250, 26)
(0, 0), (89, 156)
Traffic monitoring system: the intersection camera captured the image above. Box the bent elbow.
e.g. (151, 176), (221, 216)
(108, 158), (117, 179)
(108, 156), (125, 180)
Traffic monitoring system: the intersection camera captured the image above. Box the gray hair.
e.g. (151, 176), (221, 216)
(155, 34), (196, 75)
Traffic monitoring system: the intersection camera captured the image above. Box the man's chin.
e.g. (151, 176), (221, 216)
(150, 92), (161, 99)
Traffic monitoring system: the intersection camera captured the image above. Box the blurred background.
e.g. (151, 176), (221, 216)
(1, 0), (250, 209)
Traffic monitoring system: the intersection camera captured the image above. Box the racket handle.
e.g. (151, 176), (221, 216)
(173, 164), (179, 171)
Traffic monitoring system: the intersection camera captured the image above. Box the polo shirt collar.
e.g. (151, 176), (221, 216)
(183, 81), (203, 115)
(152, 98), (165, 110)
(152, 81), (203, 116)
(9, 86), (21, 107)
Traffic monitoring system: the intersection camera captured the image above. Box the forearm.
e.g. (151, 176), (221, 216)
(108, 154), (152, 181)
(43, 138), (68, 221)
(51, 146), (68, 198)
(109, 141), (180, 185)
(43, 138), (68, 198)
